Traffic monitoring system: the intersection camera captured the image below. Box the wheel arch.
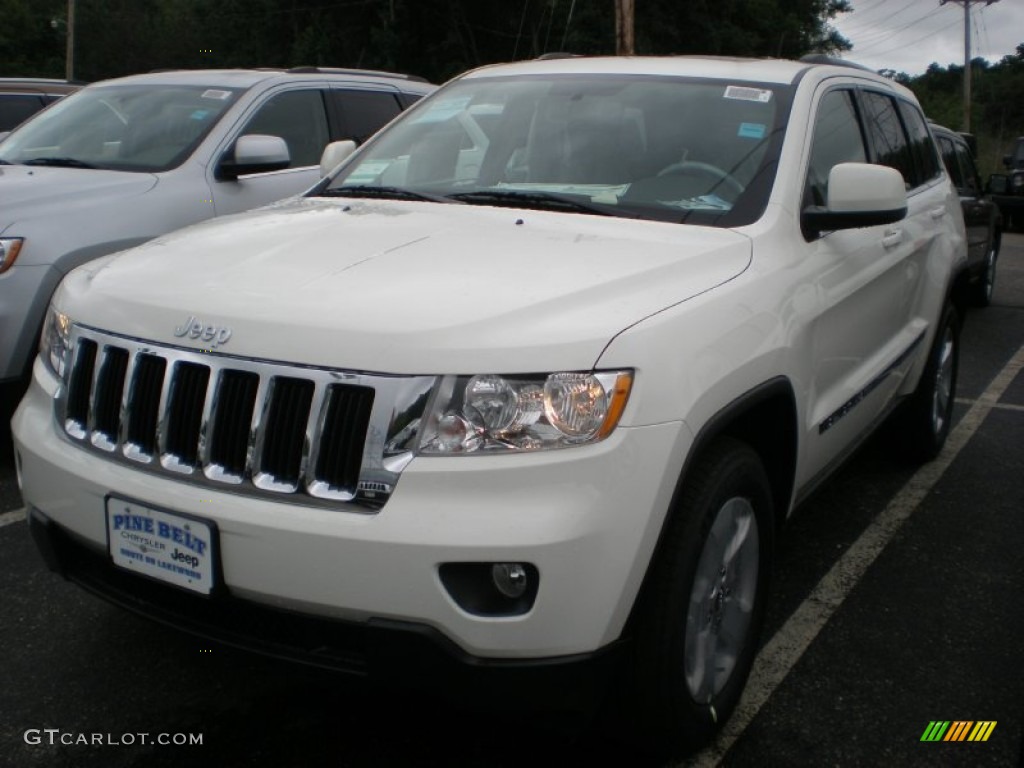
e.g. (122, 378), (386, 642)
(623, 376), (798, 632)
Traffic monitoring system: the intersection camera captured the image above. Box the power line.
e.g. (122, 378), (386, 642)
(856, 17), (962, 59)
(852, 8), (951, 54)
(839, 0), (922, 34)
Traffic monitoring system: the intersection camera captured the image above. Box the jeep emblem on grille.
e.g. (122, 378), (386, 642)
(173, 315), (233, 348)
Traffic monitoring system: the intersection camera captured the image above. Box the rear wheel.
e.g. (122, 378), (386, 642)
(900, 303), (959, 463)
(617, 438), (774, 759)
(972, 246), (997, 307)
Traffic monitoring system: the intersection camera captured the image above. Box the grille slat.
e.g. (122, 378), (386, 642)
(125, 354), (167, 457)
(91, 347), (129, 448)
(65, 339), (98, 437)
(258, 377), (315, 489)
(165, 362), (211, 468)
(208, 370), (259, 478)
(56, 328), (431, 511)
(316, 385), (375, 493)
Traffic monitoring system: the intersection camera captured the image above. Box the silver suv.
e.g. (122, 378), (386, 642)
(0, 67), (433, 386)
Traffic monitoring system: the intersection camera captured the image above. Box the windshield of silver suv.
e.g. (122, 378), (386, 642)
(318, 74), (792, 226)
(0, 84), (243, 172)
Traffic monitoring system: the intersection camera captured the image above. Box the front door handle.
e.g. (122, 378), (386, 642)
(930, 206), (947, 220)
(882, 228), (903, 248)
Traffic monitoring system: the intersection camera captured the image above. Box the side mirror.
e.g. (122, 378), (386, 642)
(218, 134), (290, 181)
(801, 163), (908, 240)
(987, 174), (1009, 195)
(319, 140), (357, 178)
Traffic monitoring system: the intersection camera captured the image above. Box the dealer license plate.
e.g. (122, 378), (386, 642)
(106, 498), (216, 595)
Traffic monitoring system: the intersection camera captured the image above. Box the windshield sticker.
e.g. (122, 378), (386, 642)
(410, 96), (472, 124)
(724, 86), (772, 104)
(346, 160), (392, 184)
(738, 122), (767, 139)
(657, 195), (732, 211)
(200, 89), (231, 100)
(190, 109), (212, 121)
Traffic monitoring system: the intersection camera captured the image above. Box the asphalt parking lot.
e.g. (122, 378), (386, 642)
(1, 234), (1022, 768)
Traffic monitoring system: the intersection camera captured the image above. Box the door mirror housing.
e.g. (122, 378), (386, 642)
(218, 134), (290, 181)
(802, 163), (908, 240)
(319, 140), (357, 178)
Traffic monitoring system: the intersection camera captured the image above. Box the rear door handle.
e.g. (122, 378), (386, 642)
(882, 228), (903, 248)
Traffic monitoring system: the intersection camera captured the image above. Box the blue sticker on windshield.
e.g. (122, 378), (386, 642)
(190, 110), (211, 121)
(738, 122), (767, 139)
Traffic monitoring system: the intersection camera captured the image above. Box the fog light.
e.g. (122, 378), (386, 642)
(492, 562), (528, 598)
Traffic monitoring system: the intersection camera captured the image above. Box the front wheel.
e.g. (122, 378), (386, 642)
(899, 303), (959, 463)
(616, 438), (774, 759)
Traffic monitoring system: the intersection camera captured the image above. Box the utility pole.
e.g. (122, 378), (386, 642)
(615, 0), (634, 55)
(940, 0), (999, 133)
(65, 0), (76, 81)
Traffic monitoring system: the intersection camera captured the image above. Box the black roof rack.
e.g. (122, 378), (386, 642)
(799, 54), (875, 73)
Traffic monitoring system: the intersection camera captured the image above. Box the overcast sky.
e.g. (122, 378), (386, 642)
(830, 0), (1023, 76)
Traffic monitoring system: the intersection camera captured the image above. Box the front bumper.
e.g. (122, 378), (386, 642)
(13, 358), (691, 660)
(26, 507), (621, 707)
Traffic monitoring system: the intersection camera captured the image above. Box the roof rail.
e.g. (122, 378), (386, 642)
(799, 54), (875, 73)
(536, 52), (581, 60)
(286, 66), (430, 83)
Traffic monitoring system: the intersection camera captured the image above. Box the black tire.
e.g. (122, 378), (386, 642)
(900, 303), (959, 463)
(972, 245), (998, 307)
(615, 438), (774, 759)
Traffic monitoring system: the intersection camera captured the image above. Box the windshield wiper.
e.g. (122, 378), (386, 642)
(23, 157), (98, 169)
(319, 185), (453, 204)
(446, 190), (620, 217)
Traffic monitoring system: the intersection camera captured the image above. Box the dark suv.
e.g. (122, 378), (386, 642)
(932, 123), (1002, 306)
(989, 135), (1024, 232)
(0, 79), (81, 132)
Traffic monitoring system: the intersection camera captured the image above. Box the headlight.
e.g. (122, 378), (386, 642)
(1012, 174), (1024, 189)
(0, 237), (24, 274)
(419, 370), (632, 454)
(40, 304), (72, 378)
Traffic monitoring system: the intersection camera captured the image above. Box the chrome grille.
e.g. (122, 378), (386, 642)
(56, 326), (436, 511)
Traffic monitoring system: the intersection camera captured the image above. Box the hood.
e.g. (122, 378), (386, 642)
(59, 198), (751, 374)
(0, 165), (157, 232)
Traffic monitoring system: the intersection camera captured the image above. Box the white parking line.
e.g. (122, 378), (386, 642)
(685, 343), (1024, 768)
(956, 397), (1024, 413)
(0, 508), (26, 528)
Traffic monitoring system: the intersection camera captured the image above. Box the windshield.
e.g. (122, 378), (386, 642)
(0, 84), (242, 172)
(318, 74), (791, 226)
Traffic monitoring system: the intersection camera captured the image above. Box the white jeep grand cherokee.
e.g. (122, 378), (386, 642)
(12, 55), (968, 757)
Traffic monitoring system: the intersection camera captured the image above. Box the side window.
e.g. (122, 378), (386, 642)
(937, 136), (965, 189)
(333, 89), (402, 145)
(0, 94), (44, 132)
(804, 89), (868, 207)
(860, 91), (916, 189)
(240, 89), (329, 169)
(397, 92), (426, 109)
(898, 101), (941, 185)
(954, 141), (982, 195)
